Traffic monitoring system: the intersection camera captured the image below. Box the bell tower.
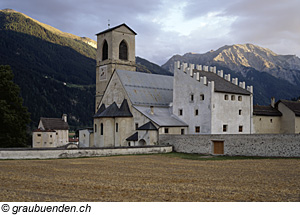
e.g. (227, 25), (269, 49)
(95, 23), (136, 111)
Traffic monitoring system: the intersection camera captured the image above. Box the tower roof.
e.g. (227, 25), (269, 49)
(94, 99), (133, 118)
(94, 104), (106, 117)
(116, 99), (133, 117)
(96, 23), (137, 35)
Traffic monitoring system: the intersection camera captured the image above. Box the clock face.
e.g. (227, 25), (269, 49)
(99, 66), (107, 81)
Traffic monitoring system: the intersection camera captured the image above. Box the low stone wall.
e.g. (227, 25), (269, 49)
(0, 146), (172, 160)
(159, 134), (300, 157)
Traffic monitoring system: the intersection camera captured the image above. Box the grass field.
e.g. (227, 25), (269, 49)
(0, 153), (299, 202)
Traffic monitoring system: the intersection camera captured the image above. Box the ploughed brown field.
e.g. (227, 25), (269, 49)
(0, 154), (299, 202)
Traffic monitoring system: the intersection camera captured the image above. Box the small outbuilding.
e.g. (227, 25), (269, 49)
(32, 114), (69, 148)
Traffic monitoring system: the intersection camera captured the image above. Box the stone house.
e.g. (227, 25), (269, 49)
(78, 127), (93, 148)
(32, 114), (69, 148)
(253, 98), (300, 134)
(276, 100), (300, 133)
(253, 104), (282, 134)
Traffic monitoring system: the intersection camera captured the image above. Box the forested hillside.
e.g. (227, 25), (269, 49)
(0, 9), (171, 130)
(0, 10), (97, 129)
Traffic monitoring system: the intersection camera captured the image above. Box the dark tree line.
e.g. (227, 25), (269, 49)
(0, 65), (31, 147)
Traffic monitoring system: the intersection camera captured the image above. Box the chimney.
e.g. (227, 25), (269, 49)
(150, 106), (154, 115)
(62, 114), (67, 122)
(271, 97), (275, 108)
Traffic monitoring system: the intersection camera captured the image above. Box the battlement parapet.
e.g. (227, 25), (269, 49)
(174, 61), (253, 94)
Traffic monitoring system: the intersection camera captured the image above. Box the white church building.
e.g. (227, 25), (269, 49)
(79, 23), (254, 147)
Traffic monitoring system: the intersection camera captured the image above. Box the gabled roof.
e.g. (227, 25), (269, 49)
(40, 118), (69, 130)
(134, 106), (188, 127)
(33, 128), (56, 132)
(137, 121), (158, 130)
(196, 70), (251, 95)
(117, 70), (173, 107)
(126, 132), (138, 141)
(94, 99), (133, 118)
(253, 105), (282, 116)
(277, 100), (300, 116)
(96, 23), (137, 35)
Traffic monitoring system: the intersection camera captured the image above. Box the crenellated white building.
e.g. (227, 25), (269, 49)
(173, 61), (253, 134)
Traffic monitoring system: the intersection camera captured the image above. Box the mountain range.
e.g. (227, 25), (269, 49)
(163, 44), (300, 104)
(1, 8), (300, 129)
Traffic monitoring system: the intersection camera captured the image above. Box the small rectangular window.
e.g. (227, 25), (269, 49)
(37, 134), (41, 137)
(239, 110), (242, 115)
(231, 95), (235, 100)
(200, 94), (204, 101)
(195, 109), (199, 116)
(195, 126), (200, 133)
(135, 123), (139, 130)
(164, 128), (169, 134)
(179, 109), (183, 116)
(95, 124), (97, 133)
(181, 129), (185, 135)
(116, 123), (119, 132)
(50, 135), (52, 138)
(101, 123), (103, 135)
(223, 124), (228, 132)
(239, 126), (243, 132)
(190, 94), (194, 102)
(238, 96), (242, 101)
(224, 95), (229, 100)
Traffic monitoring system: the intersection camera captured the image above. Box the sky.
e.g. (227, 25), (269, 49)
(1, 0), (300, 65)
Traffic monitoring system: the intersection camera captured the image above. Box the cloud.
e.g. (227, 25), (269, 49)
(1, 0), (300, 65)
(224, 0), (300, 56)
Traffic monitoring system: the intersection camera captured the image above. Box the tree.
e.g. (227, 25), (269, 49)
(0, 65), (31, 147)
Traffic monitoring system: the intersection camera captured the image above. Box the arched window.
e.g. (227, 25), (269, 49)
(102, 40), (108, 60)
(119, 40), (128, 60)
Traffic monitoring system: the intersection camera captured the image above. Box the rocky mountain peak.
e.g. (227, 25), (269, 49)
(163, 43), (300, 85)
(213, 43), (279, 72)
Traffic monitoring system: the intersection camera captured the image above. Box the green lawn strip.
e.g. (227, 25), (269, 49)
(160, 152), (300, 161)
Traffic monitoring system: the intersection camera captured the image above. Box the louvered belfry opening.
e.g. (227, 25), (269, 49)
(119, 40), (128, 60)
